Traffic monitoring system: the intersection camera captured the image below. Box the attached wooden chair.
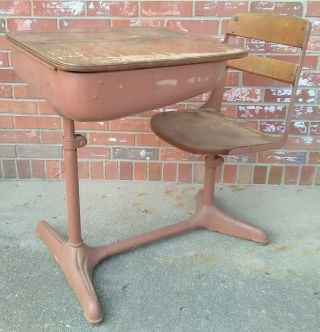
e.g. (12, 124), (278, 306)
(151, 13), (311, 244)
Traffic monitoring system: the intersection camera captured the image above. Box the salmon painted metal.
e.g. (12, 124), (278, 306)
(6, 27), (249, 324)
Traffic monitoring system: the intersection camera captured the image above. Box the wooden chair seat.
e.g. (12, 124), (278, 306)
(151, 109), (279, 155)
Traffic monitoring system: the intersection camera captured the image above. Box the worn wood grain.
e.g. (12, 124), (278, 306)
(227, 55), (298, 84)
(226, 12), (310, 48)
(151, 109), (278, 155)
(6, 27), (247, 72)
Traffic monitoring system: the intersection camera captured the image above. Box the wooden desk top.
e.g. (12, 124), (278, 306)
(7, 28), (247, 73)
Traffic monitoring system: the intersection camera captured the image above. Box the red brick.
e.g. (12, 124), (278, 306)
(268, 166), (283, 185)
(310, 122), (320, 135)
(307, 37), (320, 52)
(75, 121), (109, 130)
(46, 160), (60, 179)
(223, 164), (237, 183)
(134, 162), (147, 180)
(160, 148), (202, 161)
(0, 69), (23, 82)
(299, 73), (320, 87)
(258, 151), (306, 164)
(38, 101), (57, 115)
(0, 100), (37, 114)
(7, 18), (58, 32)
(193, 163), (204, 183)
(264, 88), (316, 104)
(284, 136), (320, 150)
(78, 161), (89, 179)
(135, 133), (168, 147)
(167, 20), (218, 35)
(110, 118), (150, 132)
(0, 85), (12, 98)
(141, 1), (192, 17)
(0, 115), (14, 128)
(17, 159), (31, 178)
(111, 19), (165, 28)
(13, 85), (30, 99)
(89, 161), (103, 180)
(196, 1), (248, 16)
(87, 1), (138, 16)
(119, 161), (133, 180)
(294, 106), (320, 120)
(284, 166), (299, 185)
(253, 166), (267, 184)
(14, 85), (40, 99)
(243, 72), (289, 86)
(0, 53), (9, 67)
(299, 166), (315, 185)
(149, 162), (162, 181)
(237, 105), (286, 119)
(0, 130), (39, 143)
(33, 1), (85, 16)
(2, 159), (16, 178)
(224, 153), (256, 163)
(32, 160), (45, 179)
(307, 1), (320, 16)
(260, 121), (309, 136)
(105, 161), (118, 180)
(59, 19), (110, 30)
(215, 163), (222, 182)
(308, 152), (320, 165)
(163, 162), (177, 182)
(15, 116), (61, 129)
(225, 72), (239, 86)
(0, 1), (31, 16)
(178, 163), (192, 183)
(259, 121), (285, 135)
(251, 2), (303, 15)
(78, 146), (109, 160)
(221, 105), (236, 118)
(40, 131), (63, 144)
(89, 132), (134, 146)
(311, 20), (320, 35)
(224, 88), (262, 102)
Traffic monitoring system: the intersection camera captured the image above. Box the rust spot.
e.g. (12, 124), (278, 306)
(137, 192), (147, 197)
(275, 245), (293, 252)
(245, 248), (255, 255)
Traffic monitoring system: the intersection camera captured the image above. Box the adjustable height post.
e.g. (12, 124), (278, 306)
(62, 118), (87, 246)
(202, 155), (224, 205)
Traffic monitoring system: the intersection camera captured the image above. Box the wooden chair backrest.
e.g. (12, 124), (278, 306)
(225, 13), (311, 138)
(226, 13), (311, 85)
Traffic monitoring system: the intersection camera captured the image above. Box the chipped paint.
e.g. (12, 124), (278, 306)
(157, 79), (177, 87)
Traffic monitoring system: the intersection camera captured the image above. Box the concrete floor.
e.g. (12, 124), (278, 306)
(0, 180), (319, 332)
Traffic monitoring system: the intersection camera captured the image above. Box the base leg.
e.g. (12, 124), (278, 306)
(36, 221), (103, 324)
(194, 190), (269, 244)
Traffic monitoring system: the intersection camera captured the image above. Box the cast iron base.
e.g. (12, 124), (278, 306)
(36, 190), (268, 324)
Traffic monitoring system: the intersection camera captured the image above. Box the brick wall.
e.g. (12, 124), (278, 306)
(0, 0), (319, 186)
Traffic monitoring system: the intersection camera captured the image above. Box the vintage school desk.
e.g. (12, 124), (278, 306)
(6, 28), (247, 324)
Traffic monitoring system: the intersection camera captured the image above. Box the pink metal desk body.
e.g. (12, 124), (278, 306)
(7, 28), (247, 324)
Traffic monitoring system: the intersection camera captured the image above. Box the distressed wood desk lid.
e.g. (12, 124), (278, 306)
(7, 27), (247, 73)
